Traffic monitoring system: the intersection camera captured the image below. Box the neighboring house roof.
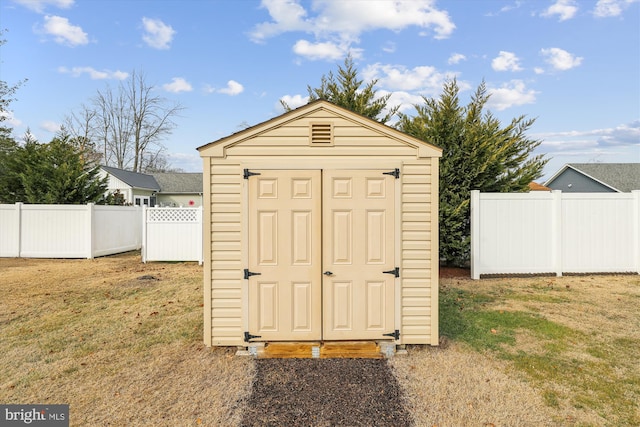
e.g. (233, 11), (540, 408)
(151, 173), (203, 194)
(544, 163), (640, 192)
(528, 182), (551, 191)
(101, 166), (161, 192)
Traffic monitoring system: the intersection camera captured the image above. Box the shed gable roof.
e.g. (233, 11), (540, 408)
(544, 163), (640, 192)
(197, 100), (442, 158)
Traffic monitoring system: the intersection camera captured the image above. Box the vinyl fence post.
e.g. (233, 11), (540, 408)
(142, 205), (147, 263)
(470, 190), (480, 280)
(633, 190), (640, 275)
(552, 190), (562, 277)
(198, 206), (203, 265)
(136, 205), (142, 250)
(15, 202), (23, 257)
(87, 203), (95, 259)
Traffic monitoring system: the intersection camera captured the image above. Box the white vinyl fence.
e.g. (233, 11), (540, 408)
(471, 190), (640, 279)
(0, 203), (142, 259)
(142, 206), (203, 264)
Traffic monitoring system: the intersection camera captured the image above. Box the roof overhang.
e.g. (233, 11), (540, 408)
(197, 100), (442, 159)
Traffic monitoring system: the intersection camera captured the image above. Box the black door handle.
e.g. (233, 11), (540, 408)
(324, 271), (333, 276)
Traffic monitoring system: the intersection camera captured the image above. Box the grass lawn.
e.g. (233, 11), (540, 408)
(434, 273), (639, 426)
(0, 252), (252, 425)
(2, 252), (638, 426)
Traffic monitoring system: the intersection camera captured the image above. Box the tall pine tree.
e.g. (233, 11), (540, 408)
(398, 80), (547, 265)
(282, 55), (399, 124)
(1, 133), (108, 204)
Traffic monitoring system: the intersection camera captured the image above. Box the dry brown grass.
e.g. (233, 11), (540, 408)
(392, 342), (561, 426)
(0, 253), (253, 426)
(2, 254), (638, 426)
(394, 274), (640, 426)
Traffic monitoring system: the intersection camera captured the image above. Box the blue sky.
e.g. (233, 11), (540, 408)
(1, 0), (638, 180)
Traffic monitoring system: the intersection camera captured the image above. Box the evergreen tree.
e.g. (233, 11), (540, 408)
(282, 55), (399, 124)
(0, 134), (22, 203)
(1, 133), (108, 204)
(0, 31), (28, 203)
(398, 80), (547, 265)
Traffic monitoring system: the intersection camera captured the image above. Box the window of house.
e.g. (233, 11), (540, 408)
(134, 196), (150, 206)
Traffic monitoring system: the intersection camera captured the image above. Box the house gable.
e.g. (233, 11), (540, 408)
(197, 100), (442, 159)
(545, 163), (640, 193)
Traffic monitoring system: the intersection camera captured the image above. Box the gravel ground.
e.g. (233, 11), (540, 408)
(240, 358), (413, 427)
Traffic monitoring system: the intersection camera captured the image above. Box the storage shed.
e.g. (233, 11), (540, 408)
(198, 100), (442, 351)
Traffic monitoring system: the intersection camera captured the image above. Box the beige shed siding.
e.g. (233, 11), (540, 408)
(201, 101), (441, 347)
(209, 161), (244, 346)
(401, 162), (435, 344)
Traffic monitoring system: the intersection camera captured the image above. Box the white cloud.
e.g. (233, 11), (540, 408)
(540, 47), (583, 71)
(162, 77), (193, 93)
(315, 0), (455, 40)
(380, 90), (424, 115)
(40, 120), (60, 133)
(593, 0), (639, 17)
(42, 15), (88, 46)
(251, 0), (309, 42)
(564, 120), (640, 146)
(534, 67), (545, 74)
(448, 53), (466, 65)
(382, 42), (396, 53)
(278, 94), (308, 111)
(537, 122), (640, 178)
(0, 110), (22, 127)
(363, 63), (454, 93)
(485, 1), (524, 16)
(292, 40), (347, 61)
(486, 80), (537, 111)
(218, 80), (244, 96)
(539, 138), (599, 152)
(14, 0), (73, 13)
(141, 17), (175, 50)
(250, 0), (456, 48)
(58, 66), (128, 80)
(541, 0), (578, 21)
(536, 120), (640, 157)
(204, 80), (244, 96)
(492, 51), (523, 72)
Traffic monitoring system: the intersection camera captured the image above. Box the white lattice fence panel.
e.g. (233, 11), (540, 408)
(143, 207), (203, 263)
(148, 208), (199, 223)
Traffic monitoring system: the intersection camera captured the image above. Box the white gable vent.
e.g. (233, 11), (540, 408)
(310, 123), (333, 146)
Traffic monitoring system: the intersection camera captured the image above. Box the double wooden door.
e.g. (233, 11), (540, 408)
(247, 170), (395, 341)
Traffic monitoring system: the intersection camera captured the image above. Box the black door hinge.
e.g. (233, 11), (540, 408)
(244, 269), (261, 279)
(383, 168), (400, 179)
(383, 267), (400, 278)
(243, 169), (261, 179)
(383, 329), (400, 340)
(244, 332), (262, 342)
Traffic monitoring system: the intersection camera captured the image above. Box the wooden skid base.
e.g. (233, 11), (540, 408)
(255, 341), (391, 359)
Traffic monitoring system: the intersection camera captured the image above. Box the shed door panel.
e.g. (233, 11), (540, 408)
(322, 170), (395, 340)
(248, 171), (322, 341)
(248, 169), (395, 341)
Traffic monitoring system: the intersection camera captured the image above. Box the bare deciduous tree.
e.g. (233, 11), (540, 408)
(62, 103), (101, 165)
(65, 70), (183, 172)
